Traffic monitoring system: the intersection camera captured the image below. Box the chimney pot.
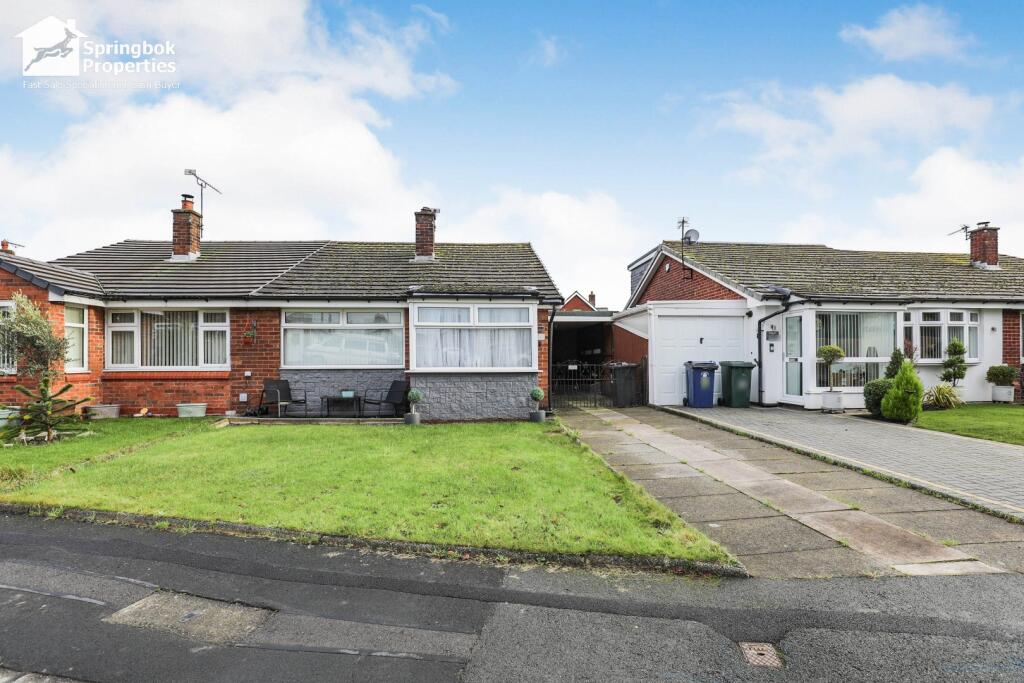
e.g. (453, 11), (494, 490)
(414, 207), (439, 261)
(172, 193), (202, 259)
(969, 222), (1000, 269)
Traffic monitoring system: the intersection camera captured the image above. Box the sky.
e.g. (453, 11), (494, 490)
(2, 1), (1023, 309)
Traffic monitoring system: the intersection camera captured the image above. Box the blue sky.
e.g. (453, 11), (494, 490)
(2, 1), (1023, 307)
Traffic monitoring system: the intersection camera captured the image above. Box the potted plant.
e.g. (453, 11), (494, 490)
(986, 364), (1017, 403)
(176, 403), (208, 418)
(241, 328), (256, 346)
(405, 388), (423, 424)
(817, 344), (845, 413)
(529, 387), (546, 422)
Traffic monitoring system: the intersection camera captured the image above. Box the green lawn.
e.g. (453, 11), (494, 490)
(917, 404), (1024, 446)
(0, 421), (732, 564)
(0, 418), (212, 484)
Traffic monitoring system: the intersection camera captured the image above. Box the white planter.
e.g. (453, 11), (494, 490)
(821, 391), (844, 414)
(992, 385), (1015, 403)
(85, 404), (120, 419)
(176, 403), (208, 418)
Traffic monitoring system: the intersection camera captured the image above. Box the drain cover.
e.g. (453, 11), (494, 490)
(739, 642), (783, 668)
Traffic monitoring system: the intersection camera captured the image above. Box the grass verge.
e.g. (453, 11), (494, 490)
(0, 421), (734, 566)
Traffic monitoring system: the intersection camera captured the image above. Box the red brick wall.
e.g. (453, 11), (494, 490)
(538, 307), (551, 408)
(971, 228), (999, 266)
(561, 295), (594, 312)
(229, 309), (282, 415)
(637, 255), (742, 303)
(102, 371), (230, 415)
(611, 325), (648, 364)
(1003, 309), (1021, 399)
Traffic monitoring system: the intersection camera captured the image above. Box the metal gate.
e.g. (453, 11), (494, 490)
(551, 360), (647, 411)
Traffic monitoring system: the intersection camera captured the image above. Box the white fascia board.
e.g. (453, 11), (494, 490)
(48, 292), (105, 307)
(612, 320), (649, 340)
(105, 299), (409, 309)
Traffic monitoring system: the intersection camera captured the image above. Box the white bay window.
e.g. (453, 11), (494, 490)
(903, 310), (979, 363)
(413, 304), (535, 371)
(281, 310), (403, 368)
(106, 309), (229, 369)
(814, 311), (896, 388)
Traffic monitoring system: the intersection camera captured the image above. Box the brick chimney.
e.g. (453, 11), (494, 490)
(588, 291), (597, 307)
(171, 193), (202, 260)
(414, 207), (439, 261)
(969, 222), (999, 269)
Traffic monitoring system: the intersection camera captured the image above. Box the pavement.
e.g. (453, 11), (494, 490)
(5, 514), (1024, 681)
(565, 406), (1024, 578)
(668, 404), (1024, 520)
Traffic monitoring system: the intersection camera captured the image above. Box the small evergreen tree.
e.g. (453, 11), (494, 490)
(0, 293), (90, 443)
(940, 339), (967, 387)
(884, 348), (905, 379)
(881, 360), (923, 424)
(816, 345), (845, 391)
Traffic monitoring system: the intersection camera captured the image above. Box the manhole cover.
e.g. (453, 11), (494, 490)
(739, 642), (783, 668)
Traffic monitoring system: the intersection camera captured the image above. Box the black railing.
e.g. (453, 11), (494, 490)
(551, 360), (647, 410)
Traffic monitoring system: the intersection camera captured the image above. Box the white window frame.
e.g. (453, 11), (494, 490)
(104, 308), (230, 370)
(64, 305), (88, 373)
(0, 300), (14, 375)
(904, 310), (980, 364)
(409, 301), (538, 373)
(813, 310), (897, 389)
(280, 308), (405, 370)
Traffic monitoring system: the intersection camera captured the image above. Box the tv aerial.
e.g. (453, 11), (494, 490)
(679, 217), (700, 245)
(183, 169), (223, 228)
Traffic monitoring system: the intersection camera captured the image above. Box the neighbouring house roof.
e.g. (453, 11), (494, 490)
(659, 240), (1024, 302)
(0, 252), (106, 297)
(2, 240), (561, 302)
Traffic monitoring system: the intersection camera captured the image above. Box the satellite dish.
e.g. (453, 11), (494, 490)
(683, 228), (700, 245)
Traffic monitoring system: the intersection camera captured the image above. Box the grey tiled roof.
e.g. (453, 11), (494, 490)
(0, 253), (105, 297)
(32, 240), (560, 301)
(664, 240), (1024, 301)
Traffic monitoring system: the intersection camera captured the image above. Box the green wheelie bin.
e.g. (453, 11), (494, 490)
(719, 361), (756, 408)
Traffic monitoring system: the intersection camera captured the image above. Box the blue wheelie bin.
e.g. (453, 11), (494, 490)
(684, 361), (719, 408)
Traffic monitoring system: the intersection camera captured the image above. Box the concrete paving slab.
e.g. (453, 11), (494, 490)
(708, 444), (796, 461)
(104, 592), (270, 643)
(696, 516), (839, 555)
(955, 542), (1024, 573)
(648, 443), (730, 464)
(737, 547), (896, 579)
(661, 493), (781, 522)
(604, 451), (683, 466)
(615, 463), (702, 480)
(781, 470), (890, 491)
(745, 457), (844, 474)
(893, 561), (1005, 576)
(250, 612), (478, 659)
(697, 459), (778, 485)
(734, 478), (851, 514)
(605, 443), (665, 456)
(827, 486), (964, 514)
(640, 476), (739, 498)
(876, 510), (1024, 544)
(794, 510), (969, 565)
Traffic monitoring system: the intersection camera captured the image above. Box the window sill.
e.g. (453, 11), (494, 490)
(65, 369), (91, 375)
(407, 368), (538, 374)
(102, 370), (231, 381)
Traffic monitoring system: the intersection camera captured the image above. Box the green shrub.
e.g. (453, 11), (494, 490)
(881, 360), (923, 424)
(529, 387), (545, 403)
(986, 365), (1018, 387)
(884, 349), (905, 379)
(406, 389), (424, 414)
(923, 383), (964, 410)
(863, 378), (893, 418)
(940, 339), (966, 387)
(816, 345), (845, 391)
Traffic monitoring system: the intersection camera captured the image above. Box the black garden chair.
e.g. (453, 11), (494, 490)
(258, 379), (309, 417)
(362, 380), (409, 417)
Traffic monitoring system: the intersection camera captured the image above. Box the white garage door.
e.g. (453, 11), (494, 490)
(653, 315), (744, 405)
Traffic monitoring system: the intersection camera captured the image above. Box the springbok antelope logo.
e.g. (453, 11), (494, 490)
(15, 17), (86, 77)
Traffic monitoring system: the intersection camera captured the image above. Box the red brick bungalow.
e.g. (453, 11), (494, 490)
(0, 196), (562, 420)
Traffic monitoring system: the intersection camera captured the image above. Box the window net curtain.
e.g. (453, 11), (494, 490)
(283, 328), (403, 366)
(416, 328), (531, 368)
(141, 311), (198, 367)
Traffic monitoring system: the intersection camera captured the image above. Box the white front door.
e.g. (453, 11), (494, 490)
(653, 315), (744, 405)
(782, 314), (804, 403)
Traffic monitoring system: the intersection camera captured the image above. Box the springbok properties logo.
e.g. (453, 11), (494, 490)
(16, 16), (86, 76)
(15, 16), (178, 87)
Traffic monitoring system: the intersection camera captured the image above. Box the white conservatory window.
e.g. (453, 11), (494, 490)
(281, 309), (404, 368)
(413, 304), (535, 371)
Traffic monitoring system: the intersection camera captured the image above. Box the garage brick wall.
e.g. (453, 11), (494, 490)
(611, 325), (648, 364)
(637, 255), (742, 303)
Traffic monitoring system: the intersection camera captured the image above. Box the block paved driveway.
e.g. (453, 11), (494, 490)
(564, 406), (1024, 578)
(670, 404), (1024, 521)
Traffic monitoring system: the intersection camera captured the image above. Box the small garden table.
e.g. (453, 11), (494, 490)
(321, 392), (361, 418)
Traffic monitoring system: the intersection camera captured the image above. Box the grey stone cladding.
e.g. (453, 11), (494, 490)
(410, 372), (538, 421)
(281, 369), (406, 416)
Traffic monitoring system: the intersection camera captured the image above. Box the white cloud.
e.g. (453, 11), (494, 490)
(840, 4), (972, 61)
(716, 75), (993, 194)
(529, 33), (566, 68)
(447, 188), (639, 309)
